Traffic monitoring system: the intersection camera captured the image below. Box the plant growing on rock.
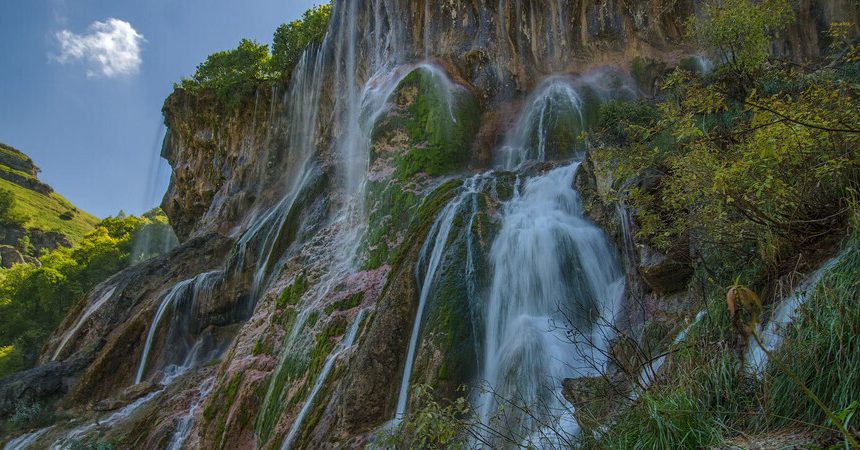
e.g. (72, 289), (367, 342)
(271, 3), (332, 78)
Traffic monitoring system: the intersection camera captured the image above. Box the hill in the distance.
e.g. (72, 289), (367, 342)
(0, 142), (98, 264)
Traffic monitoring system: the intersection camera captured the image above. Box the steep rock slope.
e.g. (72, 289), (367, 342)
(1, 1), (855, 449)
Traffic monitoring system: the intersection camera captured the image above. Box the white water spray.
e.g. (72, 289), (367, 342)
(476, 163), (624, 446)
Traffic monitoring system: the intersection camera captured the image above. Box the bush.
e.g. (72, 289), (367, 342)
(176, 3), (332, 105)
(179, 39), (273, 105)
(0, 188), (26, 226)
(0, 210), (175, 377)
(271, 4), (332, 77)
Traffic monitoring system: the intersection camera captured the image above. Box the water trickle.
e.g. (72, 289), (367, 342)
(745, 255), (844, 375)
(167, 376), (216, 450)
(476, 163), (624, 446)
(3, 427), (50, 450)
(134, 271), (222, 384)
(637, 310), (706, 390)
(52, 285), (117, 361)
(281, 309), (367, 450)
(393, 174), (496, 425)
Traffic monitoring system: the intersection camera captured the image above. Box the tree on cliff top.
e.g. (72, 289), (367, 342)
(181, 39), (273, 104)
(271, 3), (332, 78)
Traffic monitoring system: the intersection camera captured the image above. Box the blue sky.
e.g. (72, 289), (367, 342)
(0, 0), (320, 218)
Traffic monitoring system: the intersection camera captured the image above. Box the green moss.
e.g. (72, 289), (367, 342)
(324, 291), (364, 315)
(252, 339), (266, 356)
(360, 180), (421, 270)
(277, 272), (308, 309)
(393, 69), (479, 179)
(225, 372), (243, 406)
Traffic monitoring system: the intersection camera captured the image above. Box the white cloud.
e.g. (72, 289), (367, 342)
(55, 18), (145, 78)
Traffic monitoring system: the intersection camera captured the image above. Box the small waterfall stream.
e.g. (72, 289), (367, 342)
(745, 255), (844, 375)
(477, 163), (624, 446)
(167, 376), (216, 450)
(393, 174), (496, 425)
(282, 309), (367, 450)
(134, 270), (223, 384)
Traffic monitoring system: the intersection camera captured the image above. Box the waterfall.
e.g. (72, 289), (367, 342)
(167, 376), (216, 450)
(745, 255), (844, 375)
(281, 309), (367, 450)
(134, 271), (222, 384)
(3, 428), (50, 450)
(498, 77), (586, 168)
(468, 73), (629, 447)
(393, 174), (496, 425)
(51, 285), (117, 360)
(476, 163), (624, 446)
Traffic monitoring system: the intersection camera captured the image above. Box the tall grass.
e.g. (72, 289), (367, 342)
(761, 238), (860, 433)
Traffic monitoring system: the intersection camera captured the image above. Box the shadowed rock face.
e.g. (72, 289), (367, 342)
(4, 1), (855, 449)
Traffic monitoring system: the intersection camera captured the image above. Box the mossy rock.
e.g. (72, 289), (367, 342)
(371, 66), (480, 180)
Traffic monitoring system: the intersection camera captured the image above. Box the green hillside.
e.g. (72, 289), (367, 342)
(0, 143), (98, 244)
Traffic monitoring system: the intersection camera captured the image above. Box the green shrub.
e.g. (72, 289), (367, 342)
(0, 188), (26, 226)
(179, 39), (273, 106)
(271, 4), (332, 77)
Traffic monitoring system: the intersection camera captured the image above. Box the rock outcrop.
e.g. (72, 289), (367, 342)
(3, 1), (856, 449)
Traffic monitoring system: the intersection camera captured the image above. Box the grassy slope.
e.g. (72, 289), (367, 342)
(0, 174), (98, 245)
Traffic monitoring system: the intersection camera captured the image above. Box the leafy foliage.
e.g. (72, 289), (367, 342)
(0, 210), (175, 378)
(688, 0), (793, 77)
(176, 3), (332, 106)
(179, 39), (273, 105)
(373, 385), (471, 450)
(0, 188), (25, 226)
(271, 4), (332, 77)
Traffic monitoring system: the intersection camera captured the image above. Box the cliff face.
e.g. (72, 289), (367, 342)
(161, 0), (856, 242)
(3, 1), (856, 449)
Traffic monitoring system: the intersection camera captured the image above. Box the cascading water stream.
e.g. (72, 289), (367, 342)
(476, 163), (624, 446)
(134, 271), (222, 384)
(469, 74), (630, 447)
(498, 78), (585, 168)
(281, 309), (367, 450)
(3, 428), (50, 450)
(393, 174), (495, 425)
(745, 254), (844, 375)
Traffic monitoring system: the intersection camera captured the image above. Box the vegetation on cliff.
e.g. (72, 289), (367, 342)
(0, 142), (98, 246)
(0, 210), (174, 377)
(176, 3), (331, 106)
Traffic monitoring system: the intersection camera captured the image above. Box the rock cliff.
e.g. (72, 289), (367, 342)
(2, 1), (856, 449)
